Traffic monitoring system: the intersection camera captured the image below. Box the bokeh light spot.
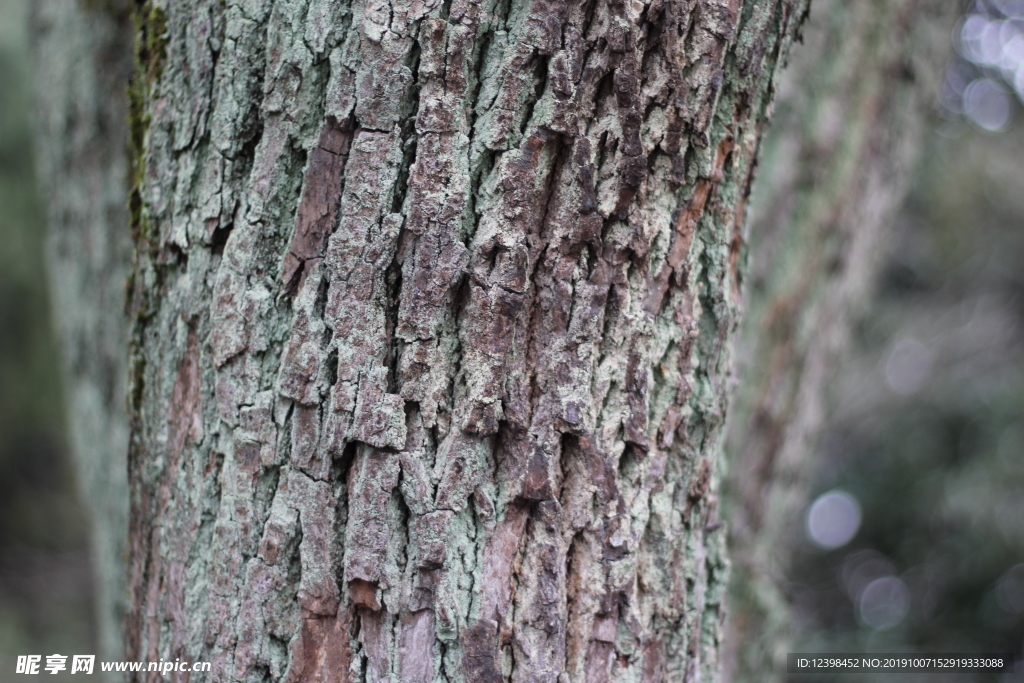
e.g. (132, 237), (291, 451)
(885, 338), (934, 395)
(859, 576), (911, 630)
(996, 564), (1024, 614)
(842, 550), (897, 601)
(806, 490), (862, 549)
(963, 78), (1014, 131)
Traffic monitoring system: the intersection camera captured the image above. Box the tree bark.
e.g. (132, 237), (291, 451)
(118, 0), (812, 680)
(722, 0), (956, 679)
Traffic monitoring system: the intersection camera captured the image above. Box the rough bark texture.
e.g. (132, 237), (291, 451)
(721, 0), (956, 679)
(121, 0), (813, 680)
(32, 0), (134, 666)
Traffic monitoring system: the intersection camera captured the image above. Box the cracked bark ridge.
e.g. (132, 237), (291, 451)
(125, 0), (808, 680)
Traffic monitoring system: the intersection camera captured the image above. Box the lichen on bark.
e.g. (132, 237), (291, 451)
(120, 0), (810, 680)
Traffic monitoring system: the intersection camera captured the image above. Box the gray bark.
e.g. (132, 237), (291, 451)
(721, 0), (956, 679)
(32, 0), (134, 665)
(119, 0), (809, 680)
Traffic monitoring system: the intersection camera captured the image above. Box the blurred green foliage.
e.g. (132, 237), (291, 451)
(790, 118), (1024, 681)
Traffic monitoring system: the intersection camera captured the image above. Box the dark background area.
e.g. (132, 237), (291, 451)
(788, 2), (1024, 680)
(788, 122), (1024, 682)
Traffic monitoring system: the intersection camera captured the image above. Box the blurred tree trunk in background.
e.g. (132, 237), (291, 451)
(722, 0), (956, 680)
(31, 0), (133, 667)
(29, 0), (955, 680)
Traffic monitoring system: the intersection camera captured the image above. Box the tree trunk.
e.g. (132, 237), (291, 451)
(722, 0), (956, 679)
(32, 0), (134, 666)
(116, 0), (813, 680)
